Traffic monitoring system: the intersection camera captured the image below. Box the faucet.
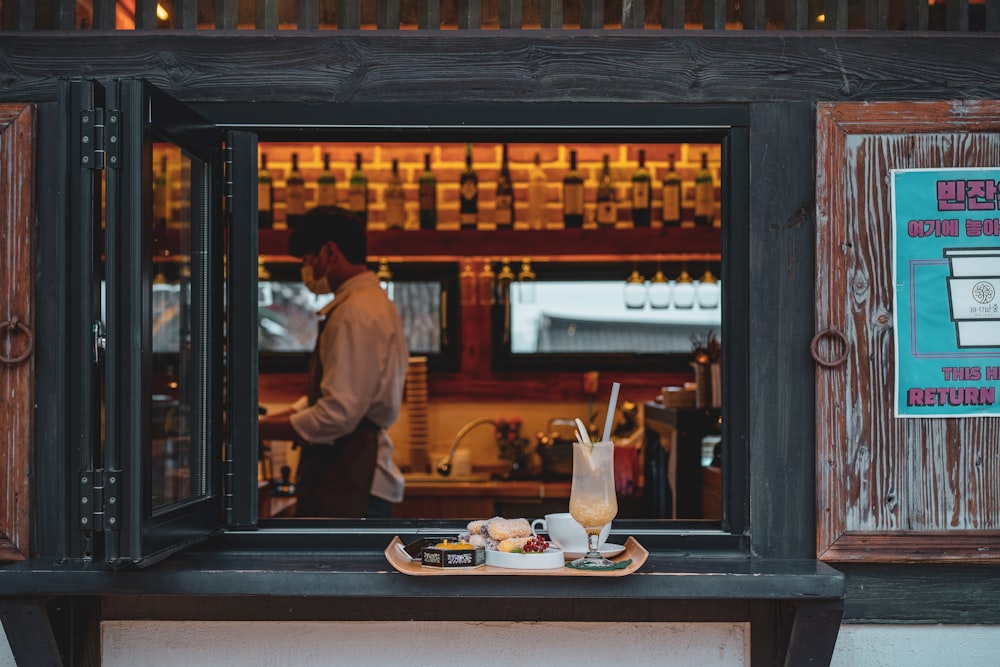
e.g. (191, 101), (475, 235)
(436, 417), (497, 476)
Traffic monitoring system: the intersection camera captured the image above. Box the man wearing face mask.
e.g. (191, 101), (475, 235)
(258, 206), (408, 518)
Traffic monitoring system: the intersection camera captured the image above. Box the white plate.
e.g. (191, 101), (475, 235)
(485, 548), (565, 570)
(559, 543), (626, 560)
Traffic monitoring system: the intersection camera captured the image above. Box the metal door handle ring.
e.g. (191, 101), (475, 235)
(0, 317), (34, 365)
(810, 328), (849, 368)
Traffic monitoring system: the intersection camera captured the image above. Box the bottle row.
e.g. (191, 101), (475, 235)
(251, 144), (721, 232)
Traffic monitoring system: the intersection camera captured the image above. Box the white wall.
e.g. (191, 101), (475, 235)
(101, 621), (747, 667)
(832, 625), (1000, 667)
(3, 621), (1000, 666)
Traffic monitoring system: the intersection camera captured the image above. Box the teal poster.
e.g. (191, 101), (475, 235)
(892, 168), (1000, 418)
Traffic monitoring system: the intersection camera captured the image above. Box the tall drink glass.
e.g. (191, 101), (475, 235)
(568, 441), (618, 568)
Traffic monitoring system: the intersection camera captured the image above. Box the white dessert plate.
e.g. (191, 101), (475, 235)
(559, 543), (627, 560)
(485, 548), (565, 570)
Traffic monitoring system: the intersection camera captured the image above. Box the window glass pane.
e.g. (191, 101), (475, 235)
(256, 280), (441, 354)
(510, 279), (721, 354)
(151, 142), (205, 510)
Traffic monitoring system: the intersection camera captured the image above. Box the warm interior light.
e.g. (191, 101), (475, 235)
(816, 13), (826, 24)
(156, 3), (169, 21)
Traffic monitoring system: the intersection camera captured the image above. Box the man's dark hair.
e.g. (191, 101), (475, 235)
(287, 206), (368, 264)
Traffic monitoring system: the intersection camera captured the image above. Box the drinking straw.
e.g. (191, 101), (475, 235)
(574, 417), (598, 472)
(601, 382), (621, 443)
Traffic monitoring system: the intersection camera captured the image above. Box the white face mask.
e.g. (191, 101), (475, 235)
(300, 263), (332, 295)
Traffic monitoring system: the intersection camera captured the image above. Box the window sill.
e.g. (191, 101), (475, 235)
(0, 546), (844, 663)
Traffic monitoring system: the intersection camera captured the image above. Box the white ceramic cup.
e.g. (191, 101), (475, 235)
(531, 512), (611, 552)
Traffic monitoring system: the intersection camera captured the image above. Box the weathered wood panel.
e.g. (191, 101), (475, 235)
(816, 100), (1000, 562)
(4, 34), (1000, 107)
(0, 103), (34, 563)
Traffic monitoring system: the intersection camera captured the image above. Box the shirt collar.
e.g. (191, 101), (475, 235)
(317, 271), (378, 317)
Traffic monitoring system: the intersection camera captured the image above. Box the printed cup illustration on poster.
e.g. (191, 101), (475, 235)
(891, 168), (1000, 418)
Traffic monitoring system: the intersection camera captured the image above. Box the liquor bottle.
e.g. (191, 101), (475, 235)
(384, 158), (406, 230)
(495, 143), (514, 230)
(257, 152), (274, 229)
(697, 269), (721, 309)
(348, 152), (369, 226)
(672, 270), (696, 309)
(661, 153), (681, 228)
(317, 153), (337, 207)
(595, 154), (617, 228)
(459, 143), (479, 230)
(631, 149), (651, 228)
(418, 153), (437, 230)
(623, 269), (647, 310)
(153, 154), (168, 233)
(562, 150), (584, 229)
(694, 151), (714, 227)
(526, 152), (547, 230)
(285, 152), (306, 228)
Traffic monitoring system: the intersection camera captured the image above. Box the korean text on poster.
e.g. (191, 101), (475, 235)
(892, 168), (1000, 418)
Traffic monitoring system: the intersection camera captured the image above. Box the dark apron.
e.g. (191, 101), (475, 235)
(294, 316), (380, 518)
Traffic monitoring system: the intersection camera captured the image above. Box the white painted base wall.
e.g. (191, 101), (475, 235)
(1, 621), (999, 666)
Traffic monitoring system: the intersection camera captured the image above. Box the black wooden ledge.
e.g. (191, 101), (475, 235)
(1, 548), (844, 665)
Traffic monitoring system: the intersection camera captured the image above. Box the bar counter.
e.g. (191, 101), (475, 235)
(395, 478), (572, 518)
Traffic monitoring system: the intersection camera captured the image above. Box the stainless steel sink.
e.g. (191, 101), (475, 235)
(404, 472), (491, 483)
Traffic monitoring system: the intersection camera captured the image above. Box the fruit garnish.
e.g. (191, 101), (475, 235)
(520, 535), (549, 553)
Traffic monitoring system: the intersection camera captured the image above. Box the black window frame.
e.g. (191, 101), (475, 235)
(197, 101), (750, 554)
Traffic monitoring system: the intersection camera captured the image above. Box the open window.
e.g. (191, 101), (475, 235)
(64, 83), (749, 563)
(66, 78), (258, 566)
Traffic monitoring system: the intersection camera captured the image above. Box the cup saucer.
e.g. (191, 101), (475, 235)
(559, 543), (626, 560)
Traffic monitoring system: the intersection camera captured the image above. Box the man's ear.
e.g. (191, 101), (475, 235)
(323, 242), (343, 264)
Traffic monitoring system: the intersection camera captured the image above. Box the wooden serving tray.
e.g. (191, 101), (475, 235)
(384, 536), (647, 577)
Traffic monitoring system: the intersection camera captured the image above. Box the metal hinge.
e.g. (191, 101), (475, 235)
(80, 469), (121, 533)
(80, 107), (120, 170)
(223, 458), (234, 525)
(222, 145), (234, 210)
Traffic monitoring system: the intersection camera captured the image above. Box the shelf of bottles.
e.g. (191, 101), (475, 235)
(251, 141), (722, 258)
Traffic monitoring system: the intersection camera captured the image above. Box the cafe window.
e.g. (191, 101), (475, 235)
(65, 76), (749, 566)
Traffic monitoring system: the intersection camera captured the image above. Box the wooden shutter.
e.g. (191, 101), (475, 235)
(0, 104), (34, 563)
(816, 101), (1000, 562)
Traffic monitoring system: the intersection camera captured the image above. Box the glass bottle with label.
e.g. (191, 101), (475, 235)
(661, 152), (681, 228)
(623, 269), (647, 310)
(648, 268), (671, 309)
(460, 261), (477, 305)
(563, 150), (584, 229)
(418, 153), (437, 230)
(460, 143), (479, 230)
(526, 152), (547, 230)
(495, 143), (514, 230)
(317, 153), (337, 207)
(596, 154), (617, 228)
(258, 152), (274, 229)
(672, 270), (696, 309)
(516, 257), (536, 304)
(285, 152), (306, 229)
(694, 152), (714, 227)
(348, 152), (369, 226)
(631, 149), (651, 228)
(697, 269), (720, 309)
(384, 158), (406, 230)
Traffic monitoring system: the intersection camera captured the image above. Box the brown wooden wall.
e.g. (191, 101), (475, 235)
(0, 104), (35, 563)
(816, 100), (1000, 562)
